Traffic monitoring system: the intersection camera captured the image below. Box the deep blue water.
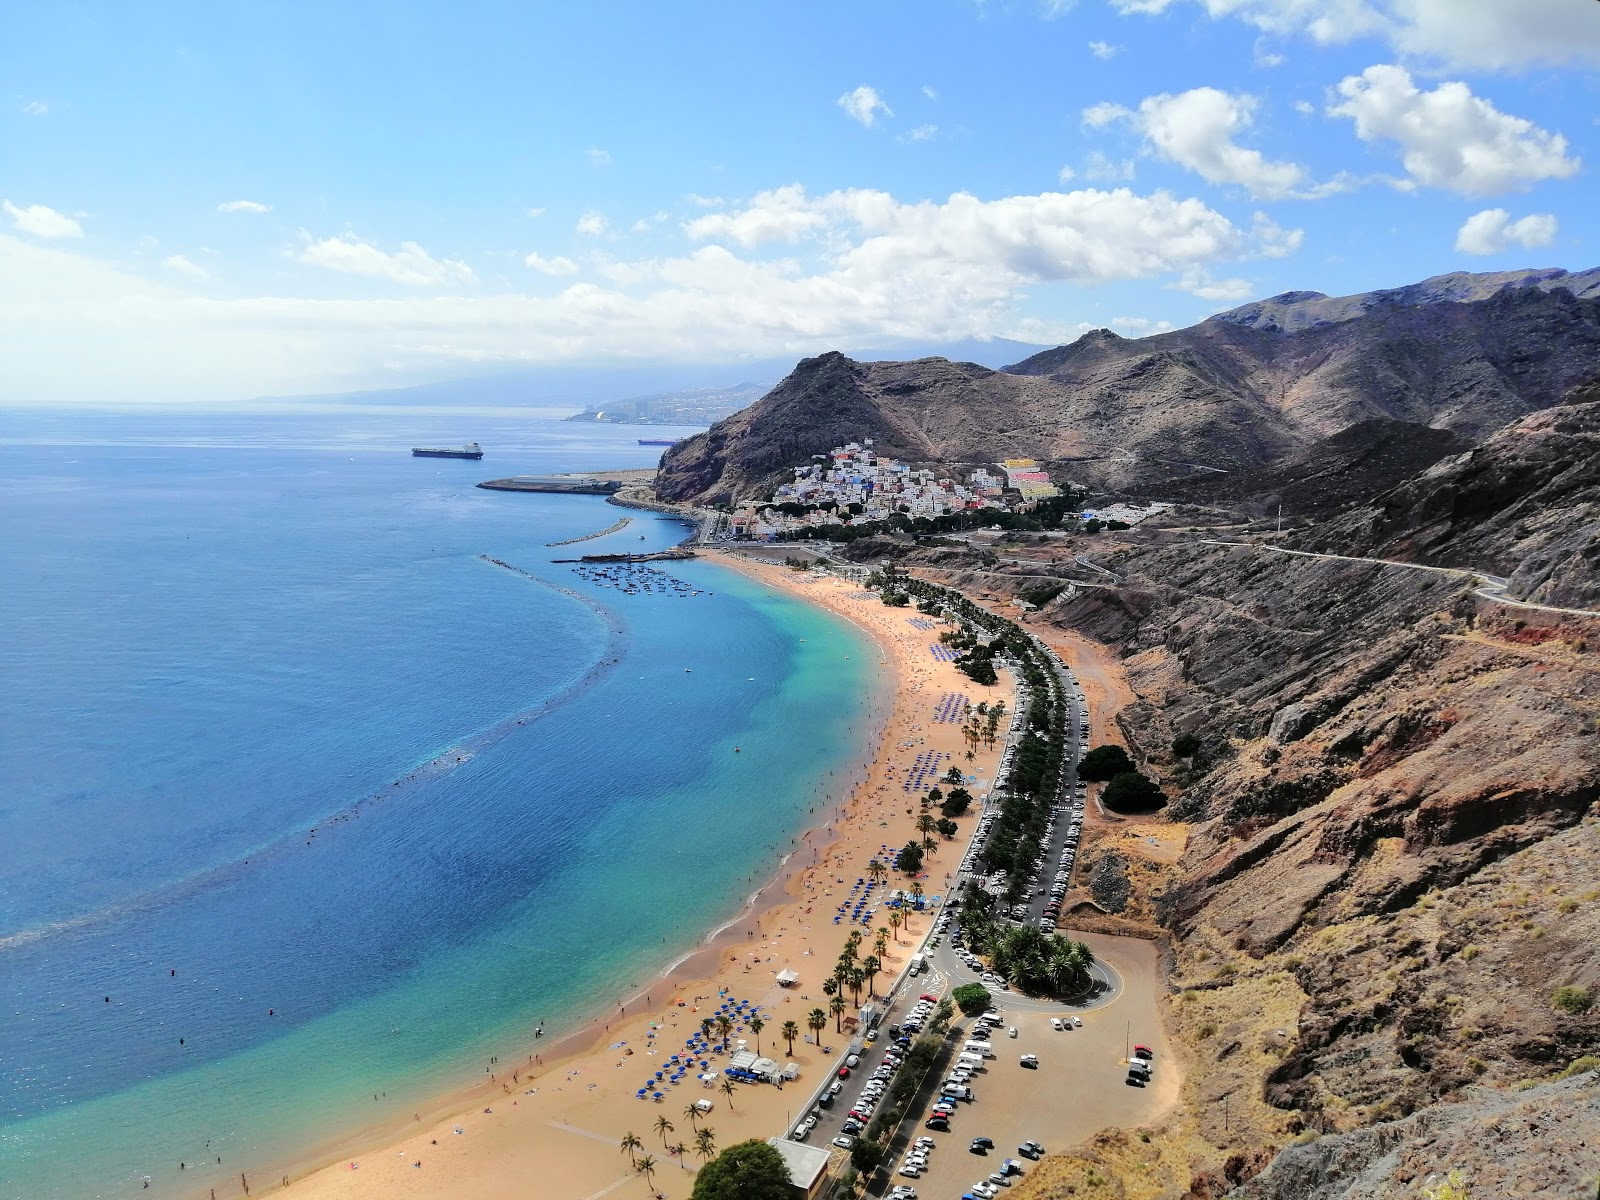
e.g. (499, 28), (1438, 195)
(0, 407), (876, 1199)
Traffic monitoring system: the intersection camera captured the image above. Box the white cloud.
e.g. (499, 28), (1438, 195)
(3, 200), (83, 239)
(901, 124), (939, 143)
(1454, 208), (1558, 255)
(1328, 65), (1580, 195)
(289, 233), (476, 286)
(1253, 38), (1286, 66)
(0, 185), (1300, 404)
(1083, 151), (1137, 182)
(1107, 0), (1600, 71)
(838, 85), (893, 128)
(1118, 87), (1317, 200)
(1082, 101), (1130, 128)
(1058, 165), (1078, 183)
(1293, 99), (1315, 115)
(1170, 268), (1254, 300)
(524, 251), (581, 276)
(1040, 0), (1075, 17)
(586, 147), (612, 166)
(684, 184), (830, 246)
(685, 194), (725, 208)
(525, 207), (547, 219)
(1088, 40), (1122, 58)
(922, 85), (939, 101)
(23, 100), (48, 116)
(217, 199), (271, 214)
(162, 254), (210, 280)
(576, 211), (610, 237)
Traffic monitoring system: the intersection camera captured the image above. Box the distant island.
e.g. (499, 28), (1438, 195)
(562, 381), (774, 427)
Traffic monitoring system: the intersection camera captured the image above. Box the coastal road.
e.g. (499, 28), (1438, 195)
(1201, 539), (1600, 618)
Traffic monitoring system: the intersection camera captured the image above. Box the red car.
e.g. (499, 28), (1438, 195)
(1133, 1045), (1154, 1060)
(838, 1066), (852, 1079)
(920, 993), (939, 1003)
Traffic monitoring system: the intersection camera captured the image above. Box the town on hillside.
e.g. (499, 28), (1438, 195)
(726, 440), (1168, 541)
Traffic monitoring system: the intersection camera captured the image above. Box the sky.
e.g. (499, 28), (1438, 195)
(3, 0), (1598, 404)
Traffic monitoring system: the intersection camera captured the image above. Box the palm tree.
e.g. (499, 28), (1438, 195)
(671, 1141), (689, 1170)
(781, 1019), (799, 1057)
(863, 954), (880, 998)
(636, 1154), (657, 1191)
(867, 858), (887, 887)
(874, 928), (890, 960)
(719, 1077), (737, 1111)
(715, 1013), (733, 1052)
(620, 1131), (643, 1168)
(910, 881), (924, 910)
(653, 1115), (674, 1148)
(807, 1007), (828, 1052)
(845, 967), (864, 1006)
(821, 976), (838, 998)
(682, 1102), (701, 1130)
(917, 814), (938, 854)
(695, 1127), (717, 1163)
(888, 910), (903, 943)
(700, 1017), (714, 1044)
(829, 993), (847, 1032)
(749, 1014), (765, 1055)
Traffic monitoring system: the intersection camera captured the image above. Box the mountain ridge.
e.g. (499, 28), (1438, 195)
(656, 267), (1600, 504)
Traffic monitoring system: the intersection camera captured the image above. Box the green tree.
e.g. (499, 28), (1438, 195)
(888, 910), (903, 943)
(917, 813), (938, 853)
(636, 1154), (658, 1191)
(951, 983), (992, 1015)
(850, 1138), (886, 1175)
(694, 1127), (718, 1163)
(689, 1139), (794, 1200)
(682, 1102), (701, 1130)
(748, 1014), (764, 1055)
(1078, 744), (1135, 781)
(863, 954), (881, 998)
(1103, 770), (1165, 812)
(830, 993), (847, 1031)
(944, 766), (964, 785)
(1171, 732), (1201, 758)
(1084, 518), (1103, 534)
(895, 840), (924, 874)
(719, 1077), (736, 1111)
(781, 1020), (799, 1056)
(653, 1115), (674, 1148)
(936, 817), (959, 839)
(619, 1131), (643, 1167)
(671, 1141), (689, 1170)
(807, 1007), (829, 1051)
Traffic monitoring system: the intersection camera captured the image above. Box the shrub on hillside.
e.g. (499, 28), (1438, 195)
(1079, 744), (1135, 781)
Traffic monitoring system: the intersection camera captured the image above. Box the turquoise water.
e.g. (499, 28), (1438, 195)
(0, 408), (876, 1199)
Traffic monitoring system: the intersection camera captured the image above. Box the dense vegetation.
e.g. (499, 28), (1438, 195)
(689, 1139), (793, 1200)
(951, 982), (992, 1014)
(957, 892), (1097, 997)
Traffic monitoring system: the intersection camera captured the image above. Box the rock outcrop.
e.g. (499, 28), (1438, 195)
(1299, 396), (1600, 608)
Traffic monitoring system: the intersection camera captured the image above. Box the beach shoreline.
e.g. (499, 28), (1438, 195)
(261, 552), (1013, 1200)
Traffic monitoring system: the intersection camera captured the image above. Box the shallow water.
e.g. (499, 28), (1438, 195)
(0, 408), (875, 1198)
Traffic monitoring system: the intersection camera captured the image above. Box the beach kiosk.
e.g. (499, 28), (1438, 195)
(766, 1137), (833, 1200)
(775, 967), (800, 988)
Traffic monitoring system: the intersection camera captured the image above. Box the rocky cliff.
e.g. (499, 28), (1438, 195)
(655, 269), (1600, 504)
(1299, 396), (1600, 609)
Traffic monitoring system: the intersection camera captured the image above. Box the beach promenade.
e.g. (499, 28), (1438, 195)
(280, 559), (1014, 1200)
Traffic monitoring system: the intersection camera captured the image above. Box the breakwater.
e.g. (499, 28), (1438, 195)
(477, 477), (622, 495)
(546, 516), (632, 547)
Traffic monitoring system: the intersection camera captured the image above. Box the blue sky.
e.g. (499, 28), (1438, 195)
(3, 0), (1597, 402)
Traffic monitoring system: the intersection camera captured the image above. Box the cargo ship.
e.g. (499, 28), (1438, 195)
(412, 443), (483, 459)
(637, 438), (681, 446)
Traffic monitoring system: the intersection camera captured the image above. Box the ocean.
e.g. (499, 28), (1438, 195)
(0, 406), (877, 1199)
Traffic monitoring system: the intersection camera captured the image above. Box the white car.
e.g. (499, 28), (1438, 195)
(898, 1165), (922, 1178)
(971, 1184), (1000, 1199)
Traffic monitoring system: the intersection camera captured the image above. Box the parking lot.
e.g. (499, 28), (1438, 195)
(882, 975), (1176, 1199)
